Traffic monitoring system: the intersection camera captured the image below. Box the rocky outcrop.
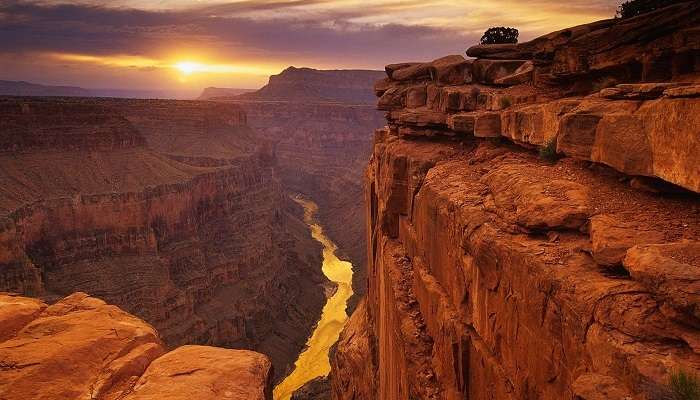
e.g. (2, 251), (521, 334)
(332, 4), (700, 399)
(0, 292), (273, 400)
(220, 70), (386, 310)
(290, 376), (330, 400)
(0, 97), (326, 381)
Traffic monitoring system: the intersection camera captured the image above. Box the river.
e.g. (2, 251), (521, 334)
(273, 196), (354, 400)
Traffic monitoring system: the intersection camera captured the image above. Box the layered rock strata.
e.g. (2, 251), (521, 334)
(0, 292), (273, 400)
(0, 97), (326, 380)
(216, 67), (386, 309)
(333, 4), (700, 399)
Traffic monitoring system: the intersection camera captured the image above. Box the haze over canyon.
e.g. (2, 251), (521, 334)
(1, 1), (699, 400)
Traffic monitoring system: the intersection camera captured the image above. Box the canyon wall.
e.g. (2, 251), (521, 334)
(332, 3), (700, 399)
(0, 97), (326, 380)
(0, 292), (273, 400)
(214, 67), (386, 308)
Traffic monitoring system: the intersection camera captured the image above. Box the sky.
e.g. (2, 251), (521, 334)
(0, 0), (620, 95)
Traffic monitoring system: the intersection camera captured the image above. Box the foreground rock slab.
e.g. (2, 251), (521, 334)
(0, 292), (273, 400)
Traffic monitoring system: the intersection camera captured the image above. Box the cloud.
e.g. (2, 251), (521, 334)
(0, 0), (619, 90)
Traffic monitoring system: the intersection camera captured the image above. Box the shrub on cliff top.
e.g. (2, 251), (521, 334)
(480, 27), (519, 45)
(616, 0), (684, 18)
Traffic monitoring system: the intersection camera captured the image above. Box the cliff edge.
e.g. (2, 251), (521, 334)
(332, 3), (700, 399)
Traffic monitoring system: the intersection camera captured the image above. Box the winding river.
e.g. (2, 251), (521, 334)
(273, 196), (354, 400)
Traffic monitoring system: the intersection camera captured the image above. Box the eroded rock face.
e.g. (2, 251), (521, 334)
(220, 72), (386, 311)
(0, 97), (326, 381)
(0, 293), (273, 400)
(331, 4), (700, 399)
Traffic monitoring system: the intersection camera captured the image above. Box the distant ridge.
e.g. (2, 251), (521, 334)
(0, 80), (92, 97)
(0, 79), (192, 99)
(197, 87), (256, 100)
(227, 67), (385, 105)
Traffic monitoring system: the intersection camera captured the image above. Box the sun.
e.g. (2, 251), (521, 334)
(175, 61), (203, 75)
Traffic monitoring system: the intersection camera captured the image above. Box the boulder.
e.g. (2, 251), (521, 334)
(0, 292), (166, 400)
(472, 59), (529, 85)
(466, 43), (533, 60)
(124, 345), (273, 400)
(385, 62), (420, 79)
(624, 242), (700, 320)
(589, 215), (666, 266)
(391, 63), (432, 82)
(428, 55), (472, 85)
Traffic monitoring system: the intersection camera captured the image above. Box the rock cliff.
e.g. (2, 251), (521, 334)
(0, 97), (326, 381)
(332, 3), (700, 399)
(0, 292), (273, 400)
(217, 68), (386, 309)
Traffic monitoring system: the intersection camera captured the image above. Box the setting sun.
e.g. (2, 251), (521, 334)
(174, 61), (203, 75)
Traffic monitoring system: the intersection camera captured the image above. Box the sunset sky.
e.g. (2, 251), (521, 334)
(0, 0), (619, 95)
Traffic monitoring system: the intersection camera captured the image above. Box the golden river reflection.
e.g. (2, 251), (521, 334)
(273, 196), (354, 400)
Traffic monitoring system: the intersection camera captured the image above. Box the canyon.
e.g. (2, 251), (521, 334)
(2, 1), (700, 399)
(331, 2), (700, 400)
(0, 96), (328, 382)
(214, 66), (386, 310)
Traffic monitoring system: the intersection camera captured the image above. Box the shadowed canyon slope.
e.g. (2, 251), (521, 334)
(0, 96), (327, 381)
(0, 292), (273, 400)
(331, 3), (700, 399)
(210, 66), (386, 309)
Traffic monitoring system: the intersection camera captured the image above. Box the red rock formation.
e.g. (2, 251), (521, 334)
(0, 292), (273, 400)
(0, 97), (326, 381)
(332, 3), (700, 399)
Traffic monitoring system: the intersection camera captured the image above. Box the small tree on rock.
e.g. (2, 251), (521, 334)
(480, 27), (519, 45)
(616, 0), (683, 18)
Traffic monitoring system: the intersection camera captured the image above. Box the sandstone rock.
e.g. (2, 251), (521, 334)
(484, 165), (593, 230)
(329, 300), (375, 400)
(447, 113), (475, 134)
(472, 59), (529, 85)
(428, 55), (471, 85)
(572, 373), (633, 400)
(493, 61), (534, 86)
(0, 292), (166, 400)
(124, 345), (272, 400)
(501, 99), (580, 145)
(589, 215), (666, 266)
(406, 85), (427, 108)
(374, 77), (393, 96)
(466, 43), (533, 60)
(473, 111), (501, 137)
(556, 99), (640, 160)
(391, 63), (432, 82)
(386, 62), (420, 79)
(0, 293), (45, 342)
(624, 242), (700, 320)
(664, 84), (700, 98)
(599, 83), (688, 100)
(394, 109), (447, 128)
(378, 86), (407, 111)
